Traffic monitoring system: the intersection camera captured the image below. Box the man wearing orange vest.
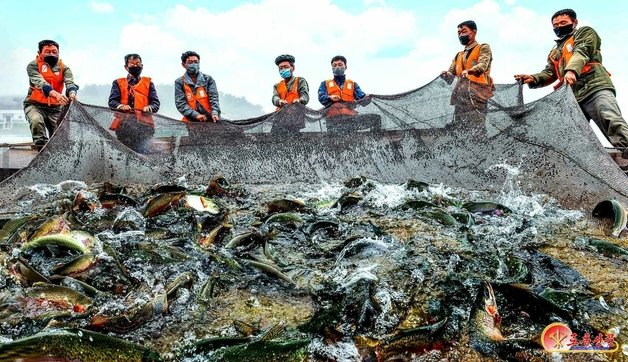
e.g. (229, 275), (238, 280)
(272, 54), (309, 109)
(318, 55), (365, 105)
(515, 9), (628, 158)
(108, 53), (160, 153)
(23, 39), (79, 151)
(175, 51), (221, 123)
(441, 20), (493, 130)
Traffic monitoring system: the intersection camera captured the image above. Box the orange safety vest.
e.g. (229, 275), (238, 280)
(109, 77), (154, 131)
(454, 44), (491, 85)
(182, 77), (212, 122)
(326, 79), (355, 102)
(276, 77), (301, 110)
(118, 77), (151, 110)
(551, 35), (602, 90)
(28, 57), (65, 106)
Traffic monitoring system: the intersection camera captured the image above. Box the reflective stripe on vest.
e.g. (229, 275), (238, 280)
(454, 44), (491, 85)
(551, 35), (601, 90)
(326, 79), (355, 102)
(182, 77), (212, 122)
(28, 58), (65, 106)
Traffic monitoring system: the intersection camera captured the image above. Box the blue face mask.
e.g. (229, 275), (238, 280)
(186, 63), (200, 75)
(279, 68), (292, 79)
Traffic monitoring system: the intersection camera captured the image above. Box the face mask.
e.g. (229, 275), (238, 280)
(43, 55), (58, 67)
(128, 66), (142, 77)
(553, 24), (574, 38)
(279, 68), (292, 79)
(186, 63), (200, 75)
(332, 66), (345, 77)
(458, 35), (470, 46)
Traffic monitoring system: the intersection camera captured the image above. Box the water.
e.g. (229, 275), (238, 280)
(0, 125), (31, 144)
(0, 135), (31, 144)
(0, 171), (626, 361)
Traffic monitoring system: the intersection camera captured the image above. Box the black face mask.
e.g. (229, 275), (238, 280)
(553, 24), (574, 38)
(43, 55), (58, 67)
(458, 35), (470, 46)
(128, 66), (143, 77)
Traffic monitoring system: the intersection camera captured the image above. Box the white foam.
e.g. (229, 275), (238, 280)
(363, 183), (407, 208)
(307, 181), (344, 201)
(308, 338), (360, 361)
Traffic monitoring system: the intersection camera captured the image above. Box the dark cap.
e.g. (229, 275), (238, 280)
(331, 55), (347, 65)
(275, 54), (295, 65)
(457, 20), (477, 31)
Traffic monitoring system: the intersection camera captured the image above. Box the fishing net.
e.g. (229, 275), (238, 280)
(1, 75), (626, 211)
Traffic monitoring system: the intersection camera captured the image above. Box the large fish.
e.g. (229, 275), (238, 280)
(354, 318), (447, 361)
(469, 282), (540, 358)
(0, 328), (161, 361)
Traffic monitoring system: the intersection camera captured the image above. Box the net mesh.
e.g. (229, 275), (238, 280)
(1, 76), (626, 211)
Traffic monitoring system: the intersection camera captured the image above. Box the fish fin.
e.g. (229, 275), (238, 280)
(259, 322), (285, 342)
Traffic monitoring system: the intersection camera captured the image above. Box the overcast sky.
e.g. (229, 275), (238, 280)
(2, 0), (627, 114)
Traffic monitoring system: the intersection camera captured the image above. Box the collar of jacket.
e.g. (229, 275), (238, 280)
(333, 75), (346, 85)
(554, 29), (576, 44)
(184, 72), (206, 86)
(126, 74), (141, 85)
(464, 41), (479, 50)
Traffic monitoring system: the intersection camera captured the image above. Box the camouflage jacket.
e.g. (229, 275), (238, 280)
(530, 26), (614, 102)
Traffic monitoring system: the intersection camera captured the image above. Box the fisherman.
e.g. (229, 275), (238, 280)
(108, 53), (160, 153)
(318, 55), (366, 117)
(514, 9), (628, 163)
(272, 54), (309, 109)
(23, 39), (79, 151)
(175, 51), (221, 123)
(441, 20), (494, 132)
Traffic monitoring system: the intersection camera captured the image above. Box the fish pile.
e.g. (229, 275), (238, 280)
(0, 175), (626, 361)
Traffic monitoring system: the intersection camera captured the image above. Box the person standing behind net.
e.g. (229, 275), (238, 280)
(108, 53), (159, 153)
(108, 53), (160, 124)
(441, 20), (494, 129)
(175, 51), (221, 123)
(318, 55), (366, 117)
(272, 54), (309, 110)
(24, 39), (79, 151)
(514, 9), (628, 159)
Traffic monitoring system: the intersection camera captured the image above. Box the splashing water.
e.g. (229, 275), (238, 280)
(490, 163), (584, 222)
(363, 183), (408, 209)
(301, 180), (344, 209)
(1, 174), (625, 361)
